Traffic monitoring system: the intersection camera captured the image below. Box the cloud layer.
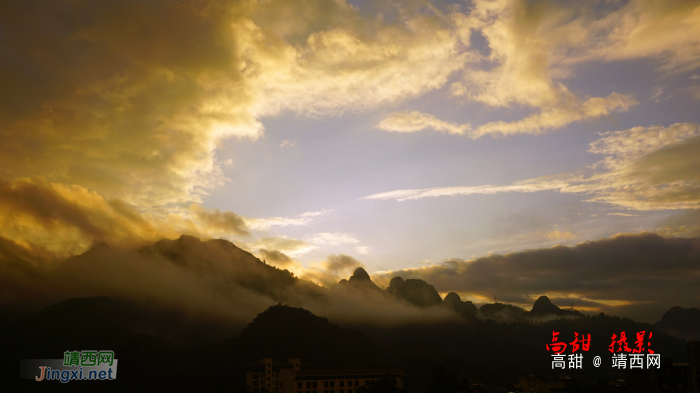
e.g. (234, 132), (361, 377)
(373, 232), (700, 322)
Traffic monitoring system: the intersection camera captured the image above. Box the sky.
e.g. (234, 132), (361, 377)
(1, 0), (700, 320)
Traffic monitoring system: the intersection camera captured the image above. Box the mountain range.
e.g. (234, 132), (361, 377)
(1, 235), (698, 391)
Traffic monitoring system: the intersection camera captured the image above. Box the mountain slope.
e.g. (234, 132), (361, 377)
(224, 304), (388, 369)
(656, 306), (700, 341)
(442, 292), (477, 319)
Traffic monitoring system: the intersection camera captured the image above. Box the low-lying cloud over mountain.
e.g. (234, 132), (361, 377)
(373, 232), (700, 323)
(0, 235), (463, 330)
(2, 231), (699, 329)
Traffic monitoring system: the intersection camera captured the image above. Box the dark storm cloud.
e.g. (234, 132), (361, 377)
(375, 232), (700, 322)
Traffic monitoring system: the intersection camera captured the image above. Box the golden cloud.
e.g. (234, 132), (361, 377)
(0, 176), (330, 260)
(2, 0), (699, 261)
(379, 0), (699, 138)
(377, 111), (470, 135)
(471, 93), (637, 138)
(0, 0), (477, 257)
(0, 177), (179, 259)
(542, 230), (576, 241)
(251, 236), (317, 258)
(0, 0), (472, 210)
(189, 205), (250, 237)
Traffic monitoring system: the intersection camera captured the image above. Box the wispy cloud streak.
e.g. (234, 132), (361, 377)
(365, 123), (700, 211)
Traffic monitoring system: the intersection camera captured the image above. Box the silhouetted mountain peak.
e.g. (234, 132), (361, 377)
(531, 295), (562, 314)
(251, 304), (329, 326)
(662, 306), (700, 322)
(656, 306), (700, 341)
(660, 306), (700, 326)
(387, 277), (442, 307)
(443, 292), (461, 304)
(230, 305), (386, 369)
(140, 235), (257, 269)
(54, 241), (121, 276)
(134, 235), (325, 301)
(441, 292), (477, 319)
(178, 234), (200, 241)
(350, 267), (371, 281)
(175, 234), (202, 246)
(339, 267), (382, 292)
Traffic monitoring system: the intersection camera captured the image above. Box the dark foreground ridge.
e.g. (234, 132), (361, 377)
(1, 294), (696, 392)
(224, 304), (389, 369)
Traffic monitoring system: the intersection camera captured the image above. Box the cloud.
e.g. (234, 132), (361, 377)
(245, 210), (331, 231)
(380, 0), (700, 139)
(656, 209), (700, 238)
(325, 254), (364, 273)
(575, 123), (700, 210)
(377, 111), (470, 135)
(364, 123), (700, 211)
(0, 235), (334, 327)
(0, 233), (462, 334)
(0, 175), (337, 260)
(0, 177), (181, 259)
(280, 139), (297, 148)
(363, 181), (565, 201)
(471, 93), (637, 138)
(467, 0), (700, 83)
(299, 253), (365, 288)
(0, 1), (261, 208)
(373, 232), (700, 322)
(571, 1), (700, 73)
(689, 85), (700, 100)
(379, 93), (636, 138)
(649, 86), (671, 103)
(447, 0), (640, 137)
(0, 0), (472, 257)
(246, 1), (474, 119)
(307, 232), (360, 245)
(190, 205), (250, 237)
(251, 236), (317, 258)
(258, 248), (295, 267)
(356, 246), (370, 255)
(542, 230), (576, 241)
